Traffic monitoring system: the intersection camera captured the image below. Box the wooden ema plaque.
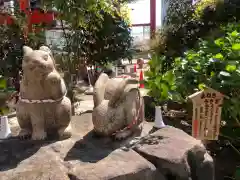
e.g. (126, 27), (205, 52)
(188, 87), (224, 140)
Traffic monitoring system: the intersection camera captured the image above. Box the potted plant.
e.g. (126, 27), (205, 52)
(144, 54), (182, 128)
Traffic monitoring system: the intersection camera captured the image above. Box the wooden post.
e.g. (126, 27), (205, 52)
(150, 0), (156, 39)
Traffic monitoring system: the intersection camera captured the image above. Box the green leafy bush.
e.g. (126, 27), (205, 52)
(152, 0), (240, 72)
(147, 22), (240, 136)
(144, 54), (182, 106)
(78, 12), (133, 65)
(172, 22), (240, 139)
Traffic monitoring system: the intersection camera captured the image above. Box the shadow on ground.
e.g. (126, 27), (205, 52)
(0, 138), (57, 171)
(64, 130), (122, 163)
(64, 125), (163, 164)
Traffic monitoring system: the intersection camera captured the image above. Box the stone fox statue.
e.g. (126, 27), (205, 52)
(16, 46), (72, 140)
(92, 73), (144, 140)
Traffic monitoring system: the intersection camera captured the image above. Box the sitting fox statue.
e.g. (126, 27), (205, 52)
(92, 73), (144, 140)
(16, 46), (72, 140)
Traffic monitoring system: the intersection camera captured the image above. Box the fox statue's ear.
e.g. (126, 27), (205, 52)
(23, 46), (33, 55)
(39, 45), (56, 65)
(39, 46), (52, 55)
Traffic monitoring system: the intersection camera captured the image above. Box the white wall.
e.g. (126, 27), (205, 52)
(128, 0), (150, 25)
(161, 0), (169, 27)
(128, 0), (169, 34)
(156, 0), (162, 29)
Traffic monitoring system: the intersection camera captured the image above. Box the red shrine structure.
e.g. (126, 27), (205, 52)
(0, 0), (157, 38)
(0, 0), (56, 34)
(130, 0), (156, 39)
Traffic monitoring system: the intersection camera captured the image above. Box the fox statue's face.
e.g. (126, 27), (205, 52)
(22, 46), (55, 79)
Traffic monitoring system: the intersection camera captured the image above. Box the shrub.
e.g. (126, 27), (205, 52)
(83, 12), (133, 65)
(152, 0), (240, 72)
(147, 21), (240, 134)
(144, 54), (182, 106)
(194, 0), (217, 18)
(172, 22), (240, 139)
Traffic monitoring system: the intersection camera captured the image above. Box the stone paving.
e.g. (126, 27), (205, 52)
(74, 95), (94, 115)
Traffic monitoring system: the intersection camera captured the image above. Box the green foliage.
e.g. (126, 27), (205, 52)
(0, 76), (7, 90)
(0, 4), (26, 78)
(193, 0), (220, 19)
(0, 24), (23, 78)
(144, 54), (182, 106)
(148, 23), (240, 178)
(54, 1), (133, 72)
(152, 0), (240, 72)
(0, 1), (49, 77)
(43, 0), (119, 29)
(83, 12), (133, 65)
(235, 166), (240, 180)
(147, 21), (240, 137)
(152, 0), (195, 57)
(0, 0), (133, 78)
(172, 22), (240, 138)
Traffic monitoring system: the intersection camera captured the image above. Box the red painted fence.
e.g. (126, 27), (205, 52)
(1, 0), (156, 38)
